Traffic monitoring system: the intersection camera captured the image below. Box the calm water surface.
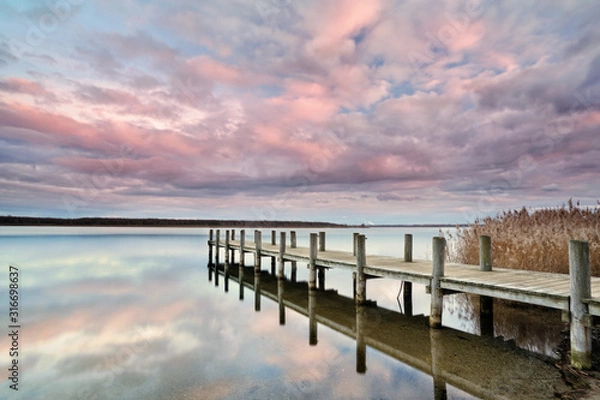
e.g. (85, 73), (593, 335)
(0, 227), (566, 399)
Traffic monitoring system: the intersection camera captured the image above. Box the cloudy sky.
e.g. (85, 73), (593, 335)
(0, 0), (598, 224)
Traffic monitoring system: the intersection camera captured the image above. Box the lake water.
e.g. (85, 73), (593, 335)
(0, 227), (567, 399)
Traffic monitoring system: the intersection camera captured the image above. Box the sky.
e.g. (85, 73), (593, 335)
(0, 0), (598, 225)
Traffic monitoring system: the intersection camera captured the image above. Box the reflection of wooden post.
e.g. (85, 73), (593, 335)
(403, 234), (413, 316)
(278, 278), (285, 325)
(254, 230), (262, 272)
(318, 268), (325, 290)
(290, 231), (297, 282)
(430, 329), (448, 400)
(430, 237), (445, 328)
(356, 305), (367, 374)
(208, 262), (213, 282)
(479, 235), (494, 336)
(570, 240), (592, 369)
(356, 235), (367, 305)
(309, 233), (318, 290)
(254, 271), (261, 312)
(278, 232), (286, 279)
(239, 230), (245, 301)
(319, 231), (326, 251)
(309, 289), (317, 345)
(208, 229), (214, 264)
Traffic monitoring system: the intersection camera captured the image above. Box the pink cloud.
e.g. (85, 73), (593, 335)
(0, 77), (49, 96)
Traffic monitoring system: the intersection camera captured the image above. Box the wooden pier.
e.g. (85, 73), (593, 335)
(207, 229), (599, 369)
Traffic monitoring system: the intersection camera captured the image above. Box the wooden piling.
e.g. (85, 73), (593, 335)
(356, 234), (367, 305)
(479, 235), (494, 335)
(403, 234), (413, 316)
(319, 231), (326, 251)
(290, 231), (297, 282)
(208, 229), (214, 264)
(569, 240), (592, 369)
(479, 235), (492, 271)
(230, 229), (235, 264)
(278, 231), (286, 279)
(309, 233), (318, 290)
(239, 230), (245, 301)
(215, 229), (220, 265)
(271, 230), (276, 245)
(353, 233), (359, 256)
(254, 270), (261, 312)
(404, 234), (413, 262)
(225, 230), (230, 265)
(254, 230), (262, 272)
(430, 237), (445, 328)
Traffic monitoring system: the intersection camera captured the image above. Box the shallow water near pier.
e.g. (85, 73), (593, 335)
(0, 227), (570, 399)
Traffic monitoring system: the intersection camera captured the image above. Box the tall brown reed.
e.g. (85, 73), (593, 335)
(448, 200), (600, 276)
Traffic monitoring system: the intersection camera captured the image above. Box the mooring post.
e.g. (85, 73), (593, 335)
(309, 289), (318, 345)
(569, 240), (592, 369)
(403, 234), (414, 315)
(430, 237), (446, 328)
(215, 229), (221, 266)
(404, 234), (413, 262)
(479, 235), (492, 271)
(290, 231), (297, 282)
(356, 234), (367, 305)
(353, 233), (359, 256)
(254, 230), (262, 272)
(319, 231), (326, 251)
(208, 229), (214, 264)
(479, 235), (494, 336)
(239, 230), (246, 267)
(230, 229), (235, 264)
(356, 305), (367, 374)
(239, 230), (245, 301)
(278, 232), (286, 279)
(225, 230), (230, 265)
(309, 233), (318, 290)
(270, 230), (277, 274)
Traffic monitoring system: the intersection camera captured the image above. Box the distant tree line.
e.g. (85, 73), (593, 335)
(0, 216), (347, 228)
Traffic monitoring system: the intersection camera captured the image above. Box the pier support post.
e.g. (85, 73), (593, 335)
(319, 232), (326, 251)
(230, 229), (235, 264)
(403, 234), (414, 316)
(356, 305), (367, 374)
(239, 230), (245, 300)
(309, 233), (318, 290)
(254, 230), (262, 272)
(356, 234), (367, 305)
(290, 231), (297, 283)
(430, 237), (445, 329)
(569, 240), (592, 369)
(479, 235), (494, 336)
(270, 230), (276, 275)
(278, 232), (286, 279)
(353, 233), (359, 256)
(317, 231), (326, 289)
(215, 229), (221, 266)
(404, 234), (413, 262)
(208, 229), (214, 264)
(224, 230), (230, 292)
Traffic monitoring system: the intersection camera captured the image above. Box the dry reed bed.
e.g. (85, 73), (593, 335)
(448, 200), (600, 276)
